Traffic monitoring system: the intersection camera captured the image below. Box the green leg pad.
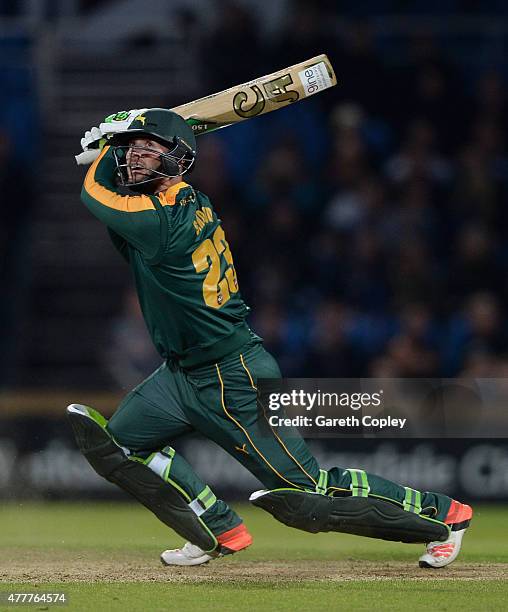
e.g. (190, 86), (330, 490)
(67, 404), (217, 553)
(251, 489), (449, 544)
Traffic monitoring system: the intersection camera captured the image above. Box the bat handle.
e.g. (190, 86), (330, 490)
(75, 150), (101, 165)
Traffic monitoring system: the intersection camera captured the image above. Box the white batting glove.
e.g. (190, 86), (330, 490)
(76, 126), (105, 165)
(75, 109), (148, 165)
(99, 108), (148, 136)
(80, 126), (103, 152)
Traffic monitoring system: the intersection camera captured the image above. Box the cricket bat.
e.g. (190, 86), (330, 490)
(75, 54), (337, 165)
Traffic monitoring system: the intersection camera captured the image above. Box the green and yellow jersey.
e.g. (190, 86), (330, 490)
(81, 146), (255, 368)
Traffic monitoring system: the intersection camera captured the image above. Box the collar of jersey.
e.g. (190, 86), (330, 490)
(157, 181), (190, 206)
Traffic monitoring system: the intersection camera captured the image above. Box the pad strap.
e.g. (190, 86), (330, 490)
(403, 487), (422, 514)
(145, 446), (175, 482)
(346, 468), (370, 498)
(315, 469), (328, 495)
(146, 449), (218, 517)
(189, 486), (218, 517)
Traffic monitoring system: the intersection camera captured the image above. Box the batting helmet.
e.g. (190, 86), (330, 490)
(109, 108), (196, 186)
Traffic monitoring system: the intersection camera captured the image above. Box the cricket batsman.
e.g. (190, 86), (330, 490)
(67, 108), (472, 568)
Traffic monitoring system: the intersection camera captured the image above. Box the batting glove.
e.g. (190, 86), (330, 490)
(99, 108), (148, 136)
(80, 126), (104, 152)
(76, 126), (106, 165)
(75, 109), (148, 165)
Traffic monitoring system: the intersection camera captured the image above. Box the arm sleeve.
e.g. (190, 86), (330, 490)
(107, 228), (130, 263)
(81, 146), (162, 259)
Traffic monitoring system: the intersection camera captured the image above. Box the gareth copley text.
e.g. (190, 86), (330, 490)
(266, 390), (407, 430)
(267, 414), (407, 429)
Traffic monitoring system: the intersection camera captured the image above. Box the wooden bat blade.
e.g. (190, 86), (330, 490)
(75, 54), (337, 164)
(172, 54), (337, 136)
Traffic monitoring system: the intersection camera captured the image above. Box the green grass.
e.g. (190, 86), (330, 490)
(2, 502), (507, 562)
(1, 502), (507, 611)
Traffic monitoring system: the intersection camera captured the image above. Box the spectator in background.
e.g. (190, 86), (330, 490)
(369, 354), (400, 377)
(268, 0), (343, 83)
(250, 301), (305, 376)
(444, 292), (508, 375)
(384, 119), (452, 188)
(248, 251), (294, 307)
(246, 141), (321, 215)
(103, 289), (162, 390)
(329, 104), (373, 174)
(0, 130), (32, 385)
(399, 302), (441, 348)
(447, 224), (503, 304)
(459, 349), (501, 378)
(385, 302), (441, 376)
(325, 174), (379, 236)
(389, 238), (442, 307)
(450, 142), (503, 228)
(381, 180), (440, 249)
(325, 104), (374, 227)
(359, 303), (440, 377)
(338, 20), (391, 117)
(303, 299), (359, 376)
(468, 70), (508, 132)
(342, 229), (391, 312)
(306, 229), (347, 299)
(189, 136), (234, 206)
(382, 333), (438, 377)
(450, 117), (508, 230)
(200, 0), (263, 91)
(398, 31), (463, 149)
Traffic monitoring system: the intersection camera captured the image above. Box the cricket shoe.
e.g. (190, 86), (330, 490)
(160, 523), (253, 567)
(419, 500), (473, 568)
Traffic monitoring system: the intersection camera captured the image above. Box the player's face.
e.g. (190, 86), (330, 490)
(125, 137), (169, 183)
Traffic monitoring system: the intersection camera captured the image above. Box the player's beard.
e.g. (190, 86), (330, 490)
(125, 159), (165, 193)
(127, 163), (156, 184)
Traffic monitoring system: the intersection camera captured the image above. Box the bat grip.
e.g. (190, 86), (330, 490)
(75, 150), (101, 165)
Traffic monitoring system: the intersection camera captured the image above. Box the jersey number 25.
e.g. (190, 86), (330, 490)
(192, 225), (239, 308)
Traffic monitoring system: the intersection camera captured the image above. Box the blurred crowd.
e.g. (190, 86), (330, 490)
(3, 1), (508, 386)
(183, 3), (508, 381)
